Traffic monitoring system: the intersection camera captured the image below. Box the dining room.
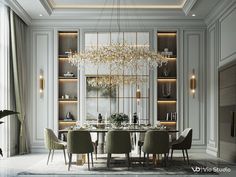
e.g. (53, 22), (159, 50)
(1, 0), (236, 176)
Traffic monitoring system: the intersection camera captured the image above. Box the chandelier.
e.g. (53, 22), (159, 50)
(68, 42), (168, 73)
(67, 0), (168, 87)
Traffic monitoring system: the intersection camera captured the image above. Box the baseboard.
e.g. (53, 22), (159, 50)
(30, 145), (48, 153)
(188, 145), (206, 153)
(206, 144), (218, 157)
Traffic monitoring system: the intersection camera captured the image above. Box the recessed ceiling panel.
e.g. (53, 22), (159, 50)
(49, 0), (187, 9)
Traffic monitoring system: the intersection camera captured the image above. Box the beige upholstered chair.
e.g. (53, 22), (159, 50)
(44, 128), (67, 165)
(106, 130), (132, 168)
(67, 130), (94, 170)
(170, 128), (192, 164)
(142, 130), (169, 167)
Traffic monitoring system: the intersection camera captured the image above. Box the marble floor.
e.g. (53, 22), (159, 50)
(0, 152), (236, 177)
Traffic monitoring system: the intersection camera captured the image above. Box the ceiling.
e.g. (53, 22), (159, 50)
(6, 0), (221, 24)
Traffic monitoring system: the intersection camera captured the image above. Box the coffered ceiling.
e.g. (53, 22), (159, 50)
(3, 0), (221, 24)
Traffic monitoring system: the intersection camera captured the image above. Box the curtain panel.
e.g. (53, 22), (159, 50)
(9, 9), (29, 154)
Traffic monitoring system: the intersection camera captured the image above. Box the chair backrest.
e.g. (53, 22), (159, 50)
(106, 130), (131, 153)
(44, 128), (59, 150)
(178, 128), (192, 149)
(67, 130), (94, 154)
(142, 130), (169, 154)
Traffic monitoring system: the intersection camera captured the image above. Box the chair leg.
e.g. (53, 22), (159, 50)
(91, 153), (94, 167)
(63, 148), (67, 165)
(185, 149), (189, 165)
(87, 153), (90, 170)
(93, 142), (98, 160)
(139, 146), (142, 158)
(68, 153), (72, 171)
(51, 149), (54, 162)
(182, 149), (186, 161)
(171, 149), (173, 159)
(126, 153), (130, 168)
(107, 153), (111, 168)
(146, 153), (149, 166)
(164, 153), (167, 167)
(47, 150), (51, 165)
(143, 153), (146, 167)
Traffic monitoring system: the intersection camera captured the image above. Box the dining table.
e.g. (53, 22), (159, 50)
(59, 125), (178, 153)
(59, 125), (178, 166)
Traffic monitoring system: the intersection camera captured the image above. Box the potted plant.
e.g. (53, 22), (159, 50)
(0, 110), (19, 157)
(109, 113), (129, 128)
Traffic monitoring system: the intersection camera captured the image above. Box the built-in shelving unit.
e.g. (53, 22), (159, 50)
(157, 31), (177, 129)
(58, 31), (79, 131)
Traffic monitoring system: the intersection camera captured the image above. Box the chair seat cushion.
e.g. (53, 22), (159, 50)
(53, 141), (67, 149)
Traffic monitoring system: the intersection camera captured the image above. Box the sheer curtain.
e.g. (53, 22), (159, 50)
(0, 3), (11, 157)
(9, 9), (29, 154)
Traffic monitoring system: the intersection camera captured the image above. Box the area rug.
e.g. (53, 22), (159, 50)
(17, 155), (218, 176)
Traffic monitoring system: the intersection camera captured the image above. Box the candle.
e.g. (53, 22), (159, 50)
(138, 112), (141, 125)
(105, 112), (107, 124)
(129, 112), (132, 125)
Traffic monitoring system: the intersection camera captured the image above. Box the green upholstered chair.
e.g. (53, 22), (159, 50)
(44, 128), (67, 165)
(142, 130), (169, 167)
(67, 130), (94, 170)
(106, 130), (132, 168)
(170, 128), (192, 164)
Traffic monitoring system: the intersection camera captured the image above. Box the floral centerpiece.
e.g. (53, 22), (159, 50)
(109, 113), (129, 128)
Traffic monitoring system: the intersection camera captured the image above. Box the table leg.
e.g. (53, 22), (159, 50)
(97, 132), (105, 154)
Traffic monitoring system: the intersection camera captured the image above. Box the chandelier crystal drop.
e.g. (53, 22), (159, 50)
(68, 42), (168, 73)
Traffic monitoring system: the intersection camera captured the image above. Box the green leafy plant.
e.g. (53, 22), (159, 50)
(0, 110), (19, 157)
(109, 113), (129, 127)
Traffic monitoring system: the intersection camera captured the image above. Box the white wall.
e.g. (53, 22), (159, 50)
(206, 0), (236, 156)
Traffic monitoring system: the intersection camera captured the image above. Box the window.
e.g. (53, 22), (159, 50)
(85, 32), (150, 124)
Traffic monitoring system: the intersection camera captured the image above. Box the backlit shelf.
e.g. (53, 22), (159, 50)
(59, 99), (78, 104)
(157, 100), (176, 103)
(59, 120), (77, 123)
(59, 57), (69, 61)
(157, 78), (176, 82)
(59, 77), (78, 82)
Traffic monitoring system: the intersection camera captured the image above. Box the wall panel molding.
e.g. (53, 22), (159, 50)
(206, 23), (219, 156)
(183, 30), (205, 145)
(219, 4), (236, 67)
(31, 29), (54, 151)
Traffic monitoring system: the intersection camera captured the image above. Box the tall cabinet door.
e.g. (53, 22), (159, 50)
(219, 64), (236, 162)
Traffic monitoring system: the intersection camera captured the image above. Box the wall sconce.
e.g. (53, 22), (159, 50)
(190, 69), (196, 98)
(39, 69), (44, 95)
(136, 87), (141, 103)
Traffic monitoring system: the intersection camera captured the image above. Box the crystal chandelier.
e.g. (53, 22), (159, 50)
(68, 0), (168, 87)
(68, 43), (168, 73)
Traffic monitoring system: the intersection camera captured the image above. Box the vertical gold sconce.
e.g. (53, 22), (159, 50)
(39, 69), (44, 96)
(190, 69), (196, 98)
(136, 87), (141, 104)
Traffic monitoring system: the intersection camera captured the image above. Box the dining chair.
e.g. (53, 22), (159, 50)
(142, 130), (169, 167)
(106, 130), (132, 168)
(67, 130), (94, 170)
(170, 128), (192, 164)
(44, 128), (67, 165)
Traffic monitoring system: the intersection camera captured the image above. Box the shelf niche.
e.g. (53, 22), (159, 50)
(58, 31), (79, 131)
(157, 31), (177, 125)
